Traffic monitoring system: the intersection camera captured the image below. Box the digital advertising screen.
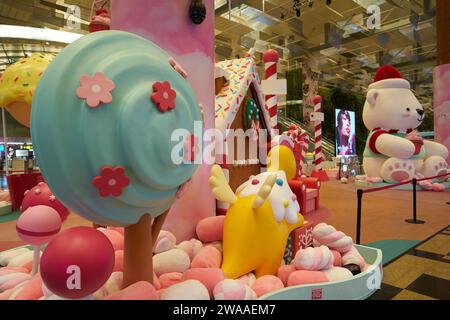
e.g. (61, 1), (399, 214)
(335, 109), (356, 156)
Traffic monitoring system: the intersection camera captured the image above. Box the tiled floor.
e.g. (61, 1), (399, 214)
(370, 225), (450, 300)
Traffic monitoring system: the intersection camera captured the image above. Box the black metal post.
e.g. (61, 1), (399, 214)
(356, 189), (363, 244)
(406, 178), (425, 224)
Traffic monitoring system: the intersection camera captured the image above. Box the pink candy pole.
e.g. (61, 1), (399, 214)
(263, 49), (279, 132)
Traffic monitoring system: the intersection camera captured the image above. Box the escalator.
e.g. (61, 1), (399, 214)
(278, 115), (336, 160)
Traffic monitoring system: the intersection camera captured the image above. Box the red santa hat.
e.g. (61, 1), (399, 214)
(369, 65), (410, 90)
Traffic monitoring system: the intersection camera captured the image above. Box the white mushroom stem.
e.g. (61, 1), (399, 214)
(32, 245), (40, 276)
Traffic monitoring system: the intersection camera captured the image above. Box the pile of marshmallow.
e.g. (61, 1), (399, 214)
(279, 223), (367, 289)
(0, 218), (368, 300)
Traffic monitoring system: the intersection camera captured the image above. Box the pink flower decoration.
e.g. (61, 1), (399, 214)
(76, 72), (115, 108)
(92, 166), (130, 197)
(151, 81), (176, 112)
(176, 178), (192, 199)
(184, 134), (199, 162)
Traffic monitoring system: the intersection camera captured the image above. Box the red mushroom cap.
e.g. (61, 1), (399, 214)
(21, 182), (69, 222)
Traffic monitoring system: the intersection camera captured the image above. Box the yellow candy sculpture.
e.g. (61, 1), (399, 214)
(209, 145), (304, 279)
(0, 53), (54, 127)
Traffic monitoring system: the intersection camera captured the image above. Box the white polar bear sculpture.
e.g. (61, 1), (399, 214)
(362, 65), (449, 183)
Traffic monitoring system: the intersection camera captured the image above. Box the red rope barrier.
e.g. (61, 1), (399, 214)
(416, 172), (450, 182)
(361, 172), (449, 194)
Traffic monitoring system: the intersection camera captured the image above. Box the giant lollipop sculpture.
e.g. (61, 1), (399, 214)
(31, 31), (202, 287)
(0, 53), (54, 127)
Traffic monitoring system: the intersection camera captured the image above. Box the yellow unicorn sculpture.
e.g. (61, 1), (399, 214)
(209, 145), (304, 279)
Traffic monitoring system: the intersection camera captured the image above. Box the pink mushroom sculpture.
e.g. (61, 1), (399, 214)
(21, 182), (69, 222)
(16, 205), (62, 275)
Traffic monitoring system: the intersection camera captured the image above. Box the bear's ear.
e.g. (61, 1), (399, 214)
(367, 89), (379, 107)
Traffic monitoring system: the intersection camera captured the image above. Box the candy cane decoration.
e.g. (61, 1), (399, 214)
(313, 96), (324, 170)
(284, 125), (309, 177)
(263, 49), (279, 132)
(310, 95), (328, 181)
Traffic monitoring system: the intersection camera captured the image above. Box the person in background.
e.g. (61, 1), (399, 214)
(336, 110), (356, 156)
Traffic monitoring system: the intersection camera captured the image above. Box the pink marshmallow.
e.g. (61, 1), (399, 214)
(113, 250), (123, 272)
(323, 267), (353, 282)
(191, 245), (222, 269)
(342, 246), (366, 269)
(293, 246), (334, 271)
(154, 230), (177, 254)
(182, 268), (226, 297)
(331, 250), (342, 267)
(196, 216), (225, 242)
(159, 272), (183, 289)
(0, 288), (13, 300)
(432, 183), (445, 192)
(98, 228), (124, 251)
(251, 275), (284, 298)
(106, 226), (124, 236)
(153, 249), (191, 277)
(0, 273), (31, 292)
(14, 273), (43, 300)
(287, 270), (328, 287)
(312, 223), (353, 253)
(156, 289), (165, 300)
(277, 265), (296, 286)
(213, 279), (247, 300)
(177, 239), (203, 260)
(103, 281), (158, 300)
(0, 267), (29, 276)
(93, 272), (123, 300)
(238, 273), (256, 287)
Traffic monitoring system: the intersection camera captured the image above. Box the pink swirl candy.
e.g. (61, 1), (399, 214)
(293, 246), (334, 271)
(312, 223), (353, 253)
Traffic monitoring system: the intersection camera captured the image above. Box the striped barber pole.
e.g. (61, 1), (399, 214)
(263, 49), (279, 131)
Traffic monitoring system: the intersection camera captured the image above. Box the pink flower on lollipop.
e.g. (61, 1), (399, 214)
(93, 166), (130, 197)
(184, 134), (199, 162)
(151, 81), (177, 112)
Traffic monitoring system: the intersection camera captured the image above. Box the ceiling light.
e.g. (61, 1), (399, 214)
(0, 25), (83, 44)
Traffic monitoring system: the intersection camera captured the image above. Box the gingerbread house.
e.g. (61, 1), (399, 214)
(214, 55), (278, 200)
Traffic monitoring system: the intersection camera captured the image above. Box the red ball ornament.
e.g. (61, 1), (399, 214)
(21, 182), (69, 222)
(40, 227), (115, 299)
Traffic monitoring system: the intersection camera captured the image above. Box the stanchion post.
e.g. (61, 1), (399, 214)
(356, 189), (363, 244)
(406, 178), (425, 224)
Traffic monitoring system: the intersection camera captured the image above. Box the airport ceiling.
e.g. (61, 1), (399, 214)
(0, 0), (438, 107)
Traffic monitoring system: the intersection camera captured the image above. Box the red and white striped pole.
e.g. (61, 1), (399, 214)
(311, 95), (329, 181)
(263, 49), (279, 133)
(298, 131), (309, 176)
